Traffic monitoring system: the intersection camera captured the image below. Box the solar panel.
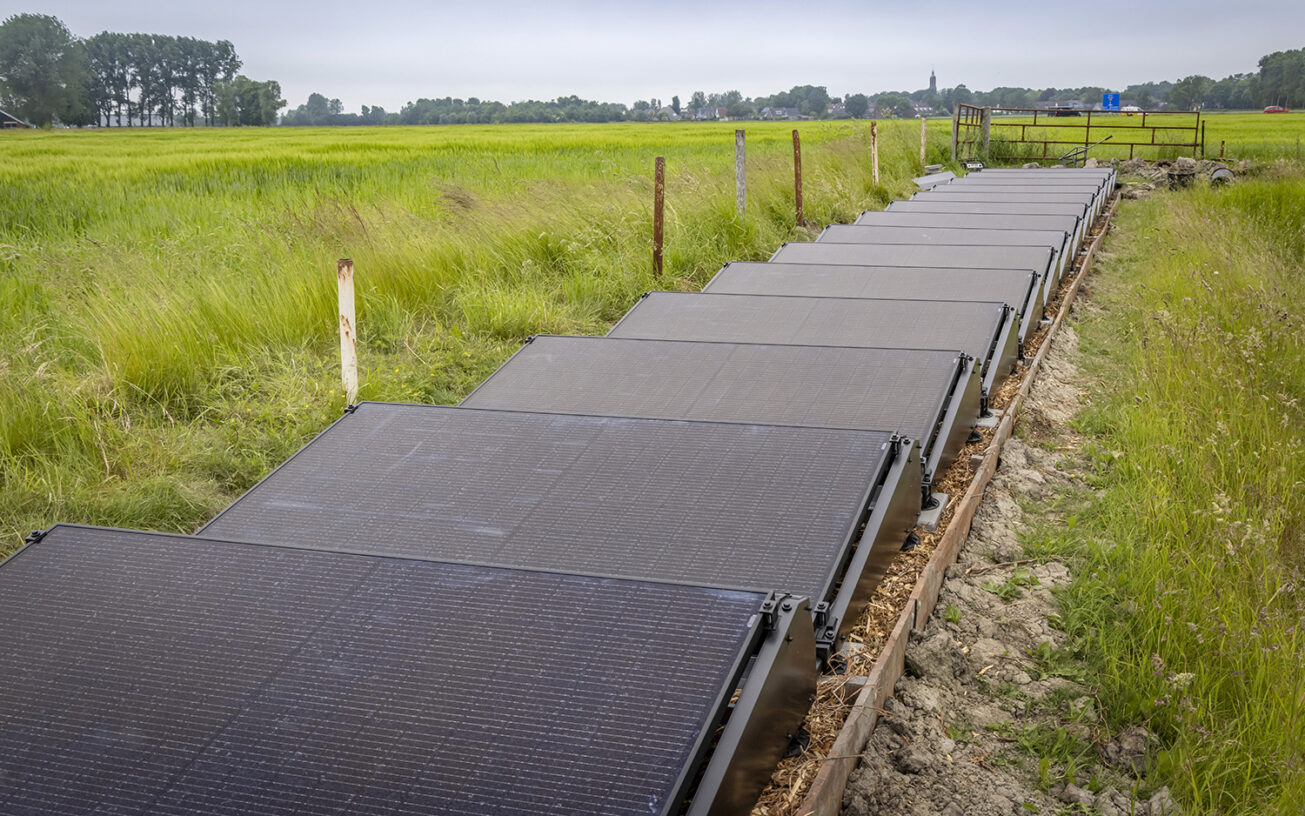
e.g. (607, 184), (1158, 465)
(904, 192), (1099, 230)
(946, 176), (1108, 210)
(816, 224), (1071, 288)
(883, 200), (1090, 246)
(203, 403), (921, 645)
(769, 242), (1058, 304)
(704, 262), (1044, 346)
(0, 524), (816, 816)
(851, 209), (1081, 238)
(607, 291), (1019, 399)
(460, 335), (980, 487)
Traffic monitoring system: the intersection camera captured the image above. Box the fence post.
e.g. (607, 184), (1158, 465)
(792, 129), (804, 226)
(951, 106), (960, 161)
(870, 121), (880, 186)
(735, 129), (746, 217)
(981, 107), (992, 157)
(920, 116), (928, 166)
(653, 156), (665, 278)
(337, 259), (358, 405)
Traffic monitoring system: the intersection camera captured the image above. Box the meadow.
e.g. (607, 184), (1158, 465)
(1033, 169), (1305, 812)
(0, 119), (941, 551)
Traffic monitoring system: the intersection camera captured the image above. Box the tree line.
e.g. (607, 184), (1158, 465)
(0, 13), (284, 126)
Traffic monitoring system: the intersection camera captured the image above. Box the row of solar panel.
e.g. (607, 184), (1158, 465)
(0, 167), (1114, 815)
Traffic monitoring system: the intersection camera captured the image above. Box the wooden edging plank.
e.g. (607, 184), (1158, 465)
(796, 192), (1120, 816)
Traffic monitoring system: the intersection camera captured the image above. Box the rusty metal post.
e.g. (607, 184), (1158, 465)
(951, 106), (959, 161)
(1220, 140), (1225, 160)
(1200, 119), (1206, 158)
(337, 259), (358, 405)
(735, 129), (746, 217)
(792, 129), (804, 226)
(870, 121), (880, 186)
(920, 116), (928, 166)
(653, 156), (665, 277)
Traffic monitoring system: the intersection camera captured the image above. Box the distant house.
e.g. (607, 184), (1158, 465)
(912, 103), (934, 116)
(827, 102), (847, 118)
(715, 106), (729, 120)
(692, 107), (718, 120)
(760, 106), (801, 121)
(1, 109), (33, 129)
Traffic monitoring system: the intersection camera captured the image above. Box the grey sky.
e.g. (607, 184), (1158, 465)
(17, 0), (1305, 111)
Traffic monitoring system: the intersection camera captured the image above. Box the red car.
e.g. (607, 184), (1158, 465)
(1264, 106), (1290, 113)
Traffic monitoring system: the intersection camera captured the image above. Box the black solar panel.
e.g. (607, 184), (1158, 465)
(914, 188), (1098, 203)
(202, 404), (906, 611)
(460, 335), (977, 481)
(769, 242), (1055, 284)
(886, 199), (1089, 219)
(816, 224), (1070, 287)
(704, 262), (1043, 345)
(851, 209), (1081, 236)
(607, 292), (1018, 399)
(0, 525), (808, 816)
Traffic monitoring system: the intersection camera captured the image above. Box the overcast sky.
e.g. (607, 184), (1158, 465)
(17, 0), (1305, 111)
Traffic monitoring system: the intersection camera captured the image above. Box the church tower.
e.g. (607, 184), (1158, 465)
(929, 68), (937, 95)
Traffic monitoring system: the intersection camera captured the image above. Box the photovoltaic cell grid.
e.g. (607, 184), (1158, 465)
(818, 224), (1068, 252)
(203, 403), (891, 604)
(461, 336), (959, 445)
(609, 292), (1004, 371)
(0, 526), (765, 816)
(851, 209), (1081, 235)
(706, 263), (1039, 321)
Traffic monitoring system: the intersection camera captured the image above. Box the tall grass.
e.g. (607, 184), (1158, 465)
(1050, 173), (1305, 813)
(0, 120), (943, 550)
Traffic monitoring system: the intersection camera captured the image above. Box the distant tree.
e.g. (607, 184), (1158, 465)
(844, 93), (869, 118)
(670, 94), (680, 115)
(215, 75), (283, 126)
(689, 90), (706, 112)
(873, 91), (913, 118)
(1257, 47), (1305, 108)
(1168, 75), (1213, 110)
(0, 13), (90, 126)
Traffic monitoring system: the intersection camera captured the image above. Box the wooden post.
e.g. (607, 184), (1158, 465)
(792, 129), (804, 226)
(1220, 140), (1225, 160)
(653, 156), (665, 278)
(735, 129), (746, 217)
(1200, 120), (1206, 158)
(870, 121), (880, 186)
(920, 116), (928, 166)
(337, 259), (358, 405)
(951, 106), (960, 161)
(981, 107), (992, 156)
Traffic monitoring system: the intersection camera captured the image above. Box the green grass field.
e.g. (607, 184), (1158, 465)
(1033, 170), (1305, 813)
(0, 119), (946, 551)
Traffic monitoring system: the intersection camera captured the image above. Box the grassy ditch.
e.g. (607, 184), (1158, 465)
(1042, 170), (1305, 813)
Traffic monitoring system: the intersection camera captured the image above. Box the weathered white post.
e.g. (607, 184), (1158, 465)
(735, 129), (746, 217)
(337, 258), (358, 405)
(870, 121), (880, 186)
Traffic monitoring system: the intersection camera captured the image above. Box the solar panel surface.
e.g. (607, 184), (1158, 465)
(0, 525), (768, 816)
(203, 404), (893, 605)
(769, 242), (1054, 278)
(461, 336), (959, 446)
(704, 263), (1042, 343)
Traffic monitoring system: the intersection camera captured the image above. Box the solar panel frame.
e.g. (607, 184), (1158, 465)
(608, 290), (1019, 400)
(201, 403), (922, 646)
(815, 224), (1071, 290)
(459, 335), (980, 489)
(704, 261), (1044, 349)
(0, 524), (816, 816)
(913, 186), (1103, 222)
(946, 176), (1108, 212)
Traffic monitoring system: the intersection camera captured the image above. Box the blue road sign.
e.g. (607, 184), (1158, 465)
(1102, 93), (1121, 111)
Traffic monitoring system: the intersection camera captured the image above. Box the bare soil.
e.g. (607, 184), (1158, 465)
(841, 311), (1178, 816)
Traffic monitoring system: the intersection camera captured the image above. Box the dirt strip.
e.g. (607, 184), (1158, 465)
(751, 194), (1120, 816)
